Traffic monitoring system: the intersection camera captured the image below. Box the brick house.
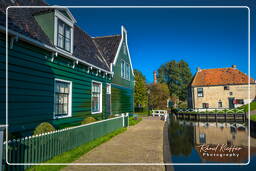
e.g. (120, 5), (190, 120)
(188, 65), (256, 109)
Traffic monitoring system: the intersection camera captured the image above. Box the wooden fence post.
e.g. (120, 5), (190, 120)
(0, 125), (6, 171)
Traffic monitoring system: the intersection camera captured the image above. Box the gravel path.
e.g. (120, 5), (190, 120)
(62, 117), (166, 171)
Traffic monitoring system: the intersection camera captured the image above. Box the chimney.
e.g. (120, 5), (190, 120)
(232, 65), (237, 69)
(196, 67), (201, 72)
(153, 71), (157, 84)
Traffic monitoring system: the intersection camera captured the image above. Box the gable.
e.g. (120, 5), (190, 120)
(113, 26), (134, 76)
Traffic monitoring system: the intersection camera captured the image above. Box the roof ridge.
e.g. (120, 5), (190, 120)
(93, 34), (121, 39)
(200, 67), (236, 71)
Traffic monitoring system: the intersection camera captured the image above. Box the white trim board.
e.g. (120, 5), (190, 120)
(112, 26), (135, 76)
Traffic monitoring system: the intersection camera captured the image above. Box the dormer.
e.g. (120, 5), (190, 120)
(34, 8), (76, 54)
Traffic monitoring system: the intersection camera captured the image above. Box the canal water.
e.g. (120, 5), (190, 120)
(167, 116), (256, 170)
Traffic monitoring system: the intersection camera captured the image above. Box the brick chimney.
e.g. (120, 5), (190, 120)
(153, 71), (157, 84)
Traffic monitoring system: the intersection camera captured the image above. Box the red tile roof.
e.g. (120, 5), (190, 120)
(191, 67), (255, 86)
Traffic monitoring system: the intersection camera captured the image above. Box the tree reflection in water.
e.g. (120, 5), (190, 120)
(168, 118), (194, 156)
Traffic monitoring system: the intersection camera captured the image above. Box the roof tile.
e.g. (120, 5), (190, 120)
(191, 68), (255, 86)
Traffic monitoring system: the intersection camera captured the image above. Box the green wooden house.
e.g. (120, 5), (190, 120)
(0, 0), (134, 136)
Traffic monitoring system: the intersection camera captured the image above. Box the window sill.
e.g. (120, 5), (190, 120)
(54, 115), (72, 119)
(92, 111), (102, 115)
(121, 77), (130, 81)
(55, 46), (73, 56)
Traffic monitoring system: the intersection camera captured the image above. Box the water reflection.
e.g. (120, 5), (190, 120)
(168, 117), (256, 163)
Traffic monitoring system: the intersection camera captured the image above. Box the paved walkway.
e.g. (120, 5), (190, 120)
(62, 117), (166, 171)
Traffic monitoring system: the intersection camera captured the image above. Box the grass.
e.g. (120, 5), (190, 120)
(27, 127), (127, 171)
(133, 110), (151, 117)
(251, 115), (256, 122)
(238, 101), (256, 112)
(129, 117), (142, 126)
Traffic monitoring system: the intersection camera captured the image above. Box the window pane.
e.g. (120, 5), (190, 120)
(65, 38), (71, 51)
(92, 82), (101, 112)
(65, 27), (71, 39)
(54, 80), (70, 117)
(58, 21), (64, 35)
(57, 34), (64, 48)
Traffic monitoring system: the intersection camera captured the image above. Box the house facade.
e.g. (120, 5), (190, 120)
(0, 0), (134, 136)
(188, 66), (256, 109)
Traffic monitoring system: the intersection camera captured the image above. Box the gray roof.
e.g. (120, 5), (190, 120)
(93, 35), (122, 65)
(0, 0), (122, 71)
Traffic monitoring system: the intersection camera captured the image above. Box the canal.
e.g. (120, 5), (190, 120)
(167, 116), (256, 170)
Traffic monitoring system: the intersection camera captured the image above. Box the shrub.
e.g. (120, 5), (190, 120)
(81, 117), (97, 124)
(108, 115), (116, 118)
(33, 122), (56, 136)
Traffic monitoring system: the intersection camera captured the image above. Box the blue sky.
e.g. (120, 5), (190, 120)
(46, 0), (254, 83)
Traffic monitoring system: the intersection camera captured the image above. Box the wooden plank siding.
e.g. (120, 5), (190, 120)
(111, 34), (134, 114)
(111, 84), (133, 114)
(0, 33), (110, 135)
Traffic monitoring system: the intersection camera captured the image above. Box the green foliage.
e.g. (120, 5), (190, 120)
(149, 83), (170, 109)
(129, 117), (142, 126)
(157, 60), (192, 101)
(251, 115), (256, 121)
(81, 117), (97, 124)
(134, 69), (148, 108)
(27, 128), (127, 171)
(238, 101), (256, 112)
(33, 122), (56, 136)
(168, 118), (194, 156)
(108, 114), (117, 118)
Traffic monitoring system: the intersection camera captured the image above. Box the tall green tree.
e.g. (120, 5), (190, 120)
(157, 60), (192, 101)
(134, 69), (148, 108)
(149, 83), (170, 109)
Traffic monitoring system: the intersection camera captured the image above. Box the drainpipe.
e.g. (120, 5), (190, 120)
(0, 125), (5, 171)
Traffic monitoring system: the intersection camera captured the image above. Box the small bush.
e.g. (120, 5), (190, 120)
(108, 115), (116, 118)
(81, 117), (97, 124)
(33, 122), (56, 136)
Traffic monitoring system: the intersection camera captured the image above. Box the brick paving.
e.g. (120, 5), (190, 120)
(62, 117), (166, 171)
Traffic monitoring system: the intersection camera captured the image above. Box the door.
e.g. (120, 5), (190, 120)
(106, 84), (111, 116)
(228, 97), (235, 109)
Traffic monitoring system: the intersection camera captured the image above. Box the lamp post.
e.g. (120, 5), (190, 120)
(147, 89), (150, 116)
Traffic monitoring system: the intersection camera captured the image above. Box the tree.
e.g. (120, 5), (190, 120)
(134, 69), (148, 108)
(157, 60), (192, 102)
(149, 83), (170, 109)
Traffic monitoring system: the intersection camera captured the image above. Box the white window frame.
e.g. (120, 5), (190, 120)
(121, 60), (130, 81)
(91, 80), (102, 114)
(54, 10), (74, 54)
(53, 78), (72, 119)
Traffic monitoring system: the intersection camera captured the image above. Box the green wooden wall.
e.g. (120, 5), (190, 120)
(111, 35), (134, 114)
(0, 33), (110, 136)
(34, 12), (55, 44)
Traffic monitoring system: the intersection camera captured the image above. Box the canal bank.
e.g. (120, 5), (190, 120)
(62, 117), (166, 171)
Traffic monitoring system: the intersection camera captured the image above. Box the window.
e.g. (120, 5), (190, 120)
(121, 60), (130, 80)
(92, 81), (102, 114)
(202, 103), (209, 108)
(106, 84), (111, 94)
(197, 88), (203, 97)
(218, 101), (222, 108)
(57, 19), (71, 52)
(199, 133), (206, 144)
(54, 79), (72, 118)
(121, 60), (125, 78)
(229, 92), (233, 96)
(224, 85), (230, 90)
